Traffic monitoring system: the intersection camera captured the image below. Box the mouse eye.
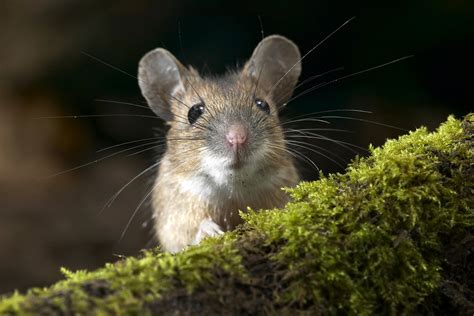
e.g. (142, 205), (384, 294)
(254, 98), (270, 114)
(187, 102), (205, 125)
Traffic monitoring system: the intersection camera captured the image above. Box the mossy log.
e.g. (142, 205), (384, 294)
(1, 115), (472, 315)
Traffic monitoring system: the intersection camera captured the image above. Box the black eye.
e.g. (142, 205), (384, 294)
(188, 102), (205, 125)
(254, 98), (270, 114)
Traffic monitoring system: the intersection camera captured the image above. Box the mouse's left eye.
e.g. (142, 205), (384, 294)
(254, 98), (270, 114)
(188, 102), (205, 125)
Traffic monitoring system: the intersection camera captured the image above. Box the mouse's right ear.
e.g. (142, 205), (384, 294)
(138, 48), (186, 121)
(243, 35), (301, 107)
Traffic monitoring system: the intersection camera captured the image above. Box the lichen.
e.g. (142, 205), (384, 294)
(0, 114), (472, 315)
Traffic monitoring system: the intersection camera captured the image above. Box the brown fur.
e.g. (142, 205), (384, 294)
(138, 35), (302, 252)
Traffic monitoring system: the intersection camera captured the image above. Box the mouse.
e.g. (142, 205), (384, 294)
(138, 35), (301, 252)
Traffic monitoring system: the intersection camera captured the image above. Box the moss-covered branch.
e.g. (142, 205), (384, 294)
(1, 115), (472, 315)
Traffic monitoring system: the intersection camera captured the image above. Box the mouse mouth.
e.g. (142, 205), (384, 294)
(228, 148), (247, 169)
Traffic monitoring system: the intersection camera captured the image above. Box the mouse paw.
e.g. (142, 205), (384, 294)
(192, 218), (224, 245)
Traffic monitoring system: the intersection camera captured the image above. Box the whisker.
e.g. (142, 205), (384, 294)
(43, 140), (163, 179)
(275, 67), (345, 106)
(293, 67), (345, 91)
(172, 109), (214, 131)
(97, 137), (163, 153)
(105, 143), (209, 214)
(81, 51), (137, 79)
(119, 147), (207, 241)
(280, 118), (331, 126)
(285, 133), (365, 154)
(119, 181), (158, 242)
(317, 115), (407, 131)
(168, 94), (191, 110)
(167, 138), (206, 142)
(285, 140), (346, 168)
(258, 15), (265, 40)
(94, 99), (151, 110)
(251, 57), (267, 102)
(34, 114), (162, 120)
(266, 143), (320, 173)
(285, 55), (414, 105)
(282, 109), (372, 121)
(284, 129), (366, 149)
(284, 127), (353, 134)
(285, 146), (321, 173)
(102, 137), (206, 159)
(173, 119), (209, 132)
(267, 16), (356, 101)
(126, 144), (165, 157)
(100, 161), (162, 214)
(173, 117), (208, 131)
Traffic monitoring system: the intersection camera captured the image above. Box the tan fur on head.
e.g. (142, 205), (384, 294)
(138, 35), (301, 252)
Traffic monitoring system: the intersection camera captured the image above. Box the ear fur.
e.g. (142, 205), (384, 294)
(243, 35), (301, 106)
(138, 48), (187, 121)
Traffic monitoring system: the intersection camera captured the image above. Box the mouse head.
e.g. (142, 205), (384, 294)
(138, 35), (301, 182)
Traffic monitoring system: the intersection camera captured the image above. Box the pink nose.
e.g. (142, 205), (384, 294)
(226, 123), (247, 146)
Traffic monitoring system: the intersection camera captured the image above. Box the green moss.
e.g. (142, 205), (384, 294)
(1, 115), (472, 315)
(243, 115), (472, 314)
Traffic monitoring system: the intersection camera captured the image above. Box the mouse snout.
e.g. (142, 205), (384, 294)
(226, 122), (248, 148)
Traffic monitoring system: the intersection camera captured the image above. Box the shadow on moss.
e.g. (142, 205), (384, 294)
(0, 114), (472, 315)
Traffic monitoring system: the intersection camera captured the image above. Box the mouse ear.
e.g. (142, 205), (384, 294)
(138, 48), (186, 121)
(243, 35), (301, 107)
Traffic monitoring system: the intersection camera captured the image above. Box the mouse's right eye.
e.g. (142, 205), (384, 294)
(187, 102), (205, 125)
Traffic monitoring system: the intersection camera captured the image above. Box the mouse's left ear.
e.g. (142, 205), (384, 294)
(243, 35), (301, 108)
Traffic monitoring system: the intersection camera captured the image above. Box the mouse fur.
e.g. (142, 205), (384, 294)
(138, 35), (301, 252)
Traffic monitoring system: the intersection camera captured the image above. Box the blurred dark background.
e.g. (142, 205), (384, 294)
(0, 0), (472, 294)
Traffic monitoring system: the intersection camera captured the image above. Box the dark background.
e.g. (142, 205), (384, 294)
(0, 0), (472, 294)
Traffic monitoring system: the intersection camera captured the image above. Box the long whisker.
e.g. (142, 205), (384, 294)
(167, 137), (207, 142)
(266, 143), (320, 172)
(172, 116), (208, 131)
(99, 136), (205, 156)
(34, 114), (162, 120)
(284, 127), (353, 133)
(275, 67), (345, 106)
(286, 55), (414, 105)
(100, 161), (162, 214)
(294, 67), (345, 91)
(126, 144), (166, 157)
(94, 99), (151, 110)
(285, 133), (365, 154)
(258, 15), (265, 40)
(97, 137), (163, 153)
(168, 94), (191, 109)
(119, 181), (159, 242)
(81, 52), (137, 79)
(266, 16), (356, 101)
(286, 140), (346, 167)
(110, 144), (207, 217)
(119, 146), (208, 241)
(285, 146), (321, 173)
(280, 118), (331, 126)
(283, 109), (372, 122)
(81, 52), (193, 114)
(317, 115), (407, 131)
(43, 140), (163, 179)
(173, 116), (209, 131)
(284, 128), (365, 148)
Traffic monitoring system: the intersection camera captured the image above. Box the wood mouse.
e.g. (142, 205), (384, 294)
(138, 35), (301, 252)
